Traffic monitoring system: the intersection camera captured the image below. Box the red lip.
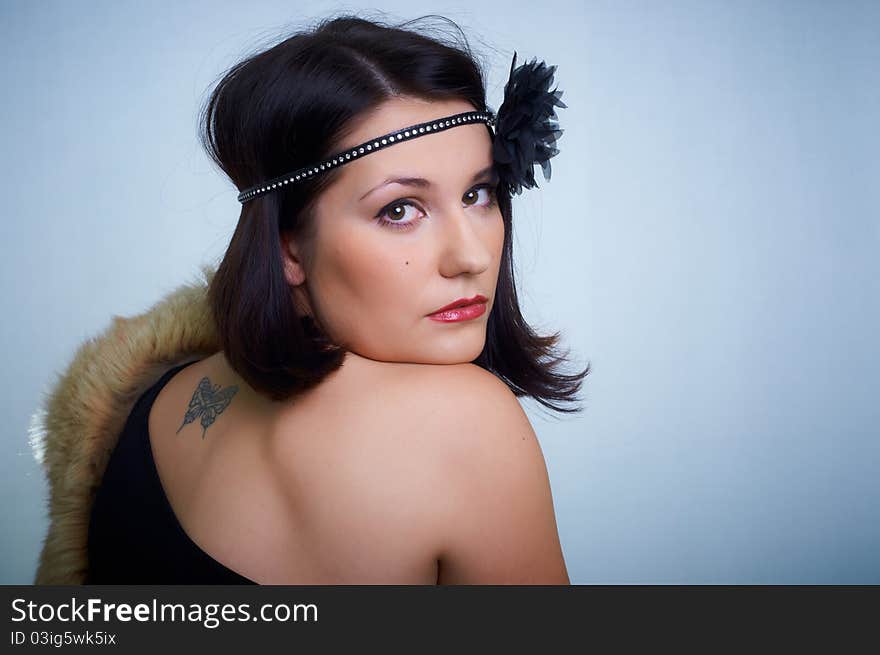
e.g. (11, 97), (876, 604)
(428, 294), (488, 316)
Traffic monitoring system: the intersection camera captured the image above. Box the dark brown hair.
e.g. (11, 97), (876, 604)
(199, 13), (590, 413)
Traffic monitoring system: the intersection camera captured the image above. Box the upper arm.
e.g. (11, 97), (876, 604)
(425, 365), (570, 585)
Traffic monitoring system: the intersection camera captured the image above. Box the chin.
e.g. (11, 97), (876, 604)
(355, 331), (487, 365)
(415, 339), (486, 365)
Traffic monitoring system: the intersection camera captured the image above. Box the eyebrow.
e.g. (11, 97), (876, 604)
(358, 164), (499, 202)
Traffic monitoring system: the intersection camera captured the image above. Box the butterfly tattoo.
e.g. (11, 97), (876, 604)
(175, 377), (239, 439)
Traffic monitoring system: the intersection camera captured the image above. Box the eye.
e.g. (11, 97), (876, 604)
(463, 183), (498, 208)
(374, 183), (499, 232)
(375, 200), (426, 231)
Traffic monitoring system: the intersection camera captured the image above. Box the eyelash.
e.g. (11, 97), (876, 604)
(374, 183), (499, 231)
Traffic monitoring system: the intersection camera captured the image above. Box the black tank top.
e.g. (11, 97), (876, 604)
(86, 360), (257, 584)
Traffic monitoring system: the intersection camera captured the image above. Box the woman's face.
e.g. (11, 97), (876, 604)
(282, 96), (504, 365)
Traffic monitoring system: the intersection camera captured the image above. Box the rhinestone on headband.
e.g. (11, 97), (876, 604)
(237, 110), (496, 204)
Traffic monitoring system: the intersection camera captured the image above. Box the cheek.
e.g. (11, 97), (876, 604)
(495, 212), (506, 251)
(486, 211), (506, 265)
(315, 231), (424, 318)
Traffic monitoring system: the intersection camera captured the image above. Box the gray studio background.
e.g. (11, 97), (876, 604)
(2, 0), (877, 584)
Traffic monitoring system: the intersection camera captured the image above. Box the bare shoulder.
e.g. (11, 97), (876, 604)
(386, 360), (519, 407)
(372, 361), (534, 450)
(383, 362), (570, 584)
(269, 358), (569, 584)
(395, 361), (537, 448)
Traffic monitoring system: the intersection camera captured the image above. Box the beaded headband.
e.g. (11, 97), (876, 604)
(237, 110), (495, 204)
(237, 51), (565, 204)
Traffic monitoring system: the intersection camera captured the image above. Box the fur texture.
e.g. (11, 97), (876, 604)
(31, 264), (221, 584)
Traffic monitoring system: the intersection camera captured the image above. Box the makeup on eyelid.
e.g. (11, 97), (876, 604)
(375, 182), (499, 231)
(359, 164), (499, 202)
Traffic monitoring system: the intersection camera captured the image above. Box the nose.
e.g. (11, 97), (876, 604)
(436, 206), (494, 278)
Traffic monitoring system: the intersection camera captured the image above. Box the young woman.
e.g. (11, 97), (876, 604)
(34, 14), (588, 585)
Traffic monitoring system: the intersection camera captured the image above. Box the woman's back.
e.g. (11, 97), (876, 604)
(145, 350), (445, 584)
(140, 349), (567, 584)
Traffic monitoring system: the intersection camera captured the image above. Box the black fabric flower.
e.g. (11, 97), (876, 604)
(492, 52), (566, 196)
